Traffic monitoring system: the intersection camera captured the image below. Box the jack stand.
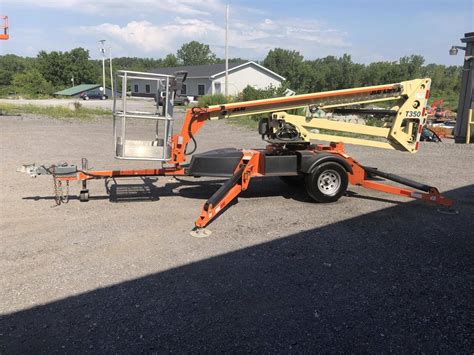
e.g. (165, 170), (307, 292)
(190, 227), (212, 238)
(79, 158), (89, 202)
(79, 181), (89, 202)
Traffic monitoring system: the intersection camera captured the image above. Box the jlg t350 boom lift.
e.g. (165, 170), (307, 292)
(19, 71), (453, 235)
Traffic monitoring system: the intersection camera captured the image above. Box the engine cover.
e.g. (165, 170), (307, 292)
(187, 148), (243, 177)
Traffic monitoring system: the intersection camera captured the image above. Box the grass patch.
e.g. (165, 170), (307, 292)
(197, 94), (230, 107)
(0, 103), (111, 120)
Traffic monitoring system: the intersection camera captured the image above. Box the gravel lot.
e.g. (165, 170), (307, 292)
(1, 112), (473, 352)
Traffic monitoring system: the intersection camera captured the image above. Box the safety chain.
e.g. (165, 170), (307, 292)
(52, 166), (69, 205)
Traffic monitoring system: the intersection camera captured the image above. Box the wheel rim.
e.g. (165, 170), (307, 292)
(317, 169), (341, 196)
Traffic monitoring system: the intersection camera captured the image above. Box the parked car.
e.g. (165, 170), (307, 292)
(174, 94), (194, 106)
(420, 127), (442, 142)
(155, 93), (194, 106)
(80, 91), (108, 100)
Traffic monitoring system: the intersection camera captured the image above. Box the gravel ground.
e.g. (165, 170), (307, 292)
(0, 112), (473, 352)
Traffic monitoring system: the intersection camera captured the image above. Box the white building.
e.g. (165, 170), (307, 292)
(130, 61), (285, 98)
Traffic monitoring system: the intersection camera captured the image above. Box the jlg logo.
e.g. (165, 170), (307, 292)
(369, 87), (401, 95)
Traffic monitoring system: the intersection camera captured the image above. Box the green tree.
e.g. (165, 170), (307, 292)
(263, 48), (303, 75)
(0, 54), (29, 86)
(162, 53), (179, 67)
(65, 48), (97, 85)
(12, 69), (53, 96)
(176, 41), (216, 65)
(262, 48), (308, 91)
(35, 50), (68, 86)
(362, 61), (398, 85)
(0, 49), (463, 108)
(398, 55), (425, 80)
(111, 56), (163, 71)
(239, 84), (287, 101)
(215, 57), (246, 64)
(36, 48), (96, 87)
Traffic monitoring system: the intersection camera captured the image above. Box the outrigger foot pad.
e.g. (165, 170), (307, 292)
(190, 227), (212, 238)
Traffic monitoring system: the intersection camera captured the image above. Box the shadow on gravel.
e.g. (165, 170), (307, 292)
(21, 176), (405, 205)
(5, 185), (473, 353)
(21, 176), (309, 203)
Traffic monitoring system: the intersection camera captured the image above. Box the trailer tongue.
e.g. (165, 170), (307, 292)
(18, 71), (454, 235)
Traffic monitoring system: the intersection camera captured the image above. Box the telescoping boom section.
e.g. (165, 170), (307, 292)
(172, 78), (431, 161)
(18, 73), (454, 233)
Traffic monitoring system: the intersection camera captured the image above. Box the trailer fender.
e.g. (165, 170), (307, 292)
(298, 151), (353, 175)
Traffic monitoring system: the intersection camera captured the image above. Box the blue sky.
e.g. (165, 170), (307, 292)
(0, 0), (472, 64)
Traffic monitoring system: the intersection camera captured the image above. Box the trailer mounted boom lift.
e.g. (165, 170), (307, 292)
(18, 71), (454, 235)
(0, 16), (9, 40)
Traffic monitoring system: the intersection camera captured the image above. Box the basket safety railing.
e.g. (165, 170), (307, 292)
(113, 70), (176, 161)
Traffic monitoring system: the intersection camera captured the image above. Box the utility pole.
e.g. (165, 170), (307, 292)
(99, 40), (106, 95)
(225, 3), (229, 96)
(109, 47), (114, 98)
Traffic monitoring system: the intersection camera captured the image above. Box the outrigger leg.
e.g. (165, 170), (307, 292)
(358, 166), (454, 207)
(192, 150), (261, 236)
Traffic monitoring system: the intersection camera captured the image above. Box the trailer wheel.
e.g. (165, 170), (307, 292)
(305, 162), (348, 203)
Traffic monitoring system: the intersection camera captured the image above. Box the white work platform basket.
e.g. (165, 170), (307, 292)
(113, 70), (180, 161)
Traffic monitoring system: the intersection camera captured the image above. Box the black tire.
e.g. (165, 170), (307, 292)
(183, 99), (190, 106)
(79, 191), (89, 202)
(280, 174), (305, 186)
(305, 162), (348, 203)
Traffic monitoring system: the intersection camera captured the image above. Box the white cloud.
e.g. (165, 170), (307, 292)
(79, 18), (224, 53)
(79, 17), (349, 58)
